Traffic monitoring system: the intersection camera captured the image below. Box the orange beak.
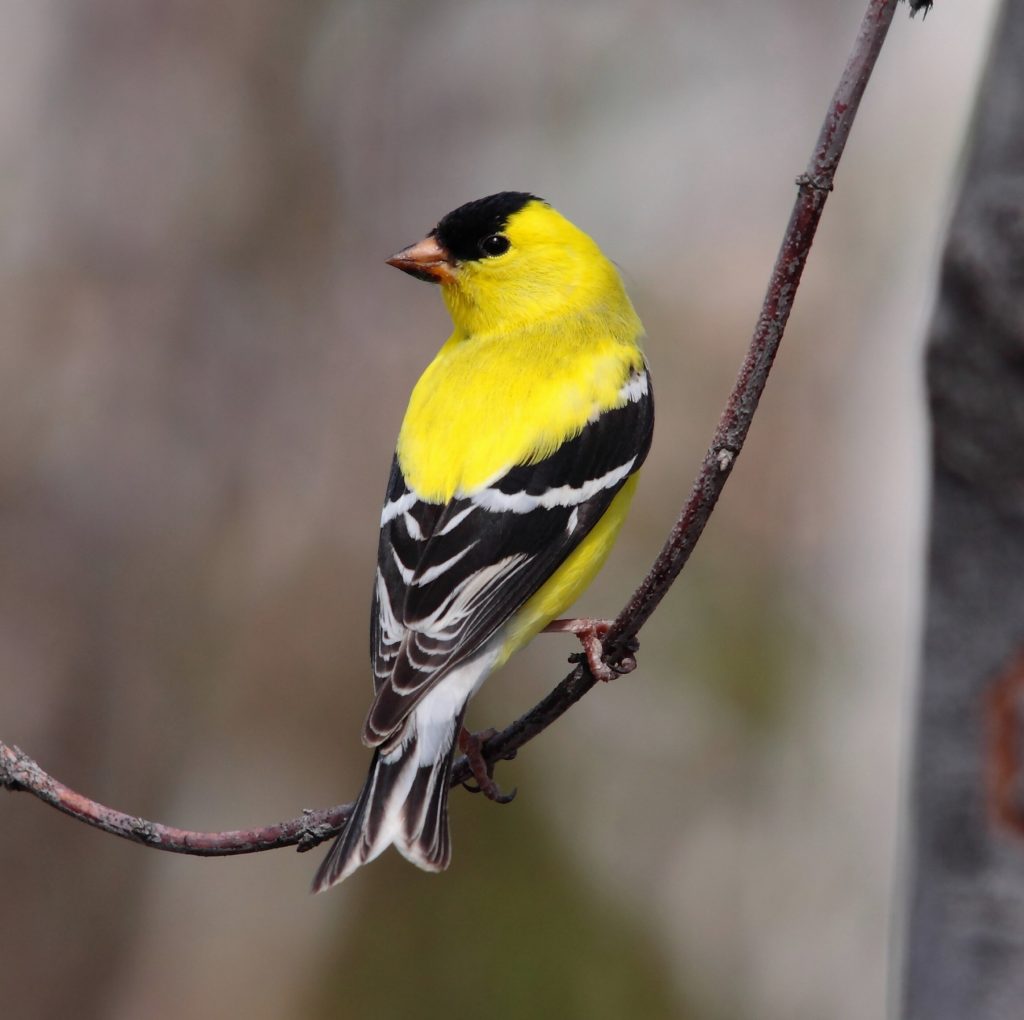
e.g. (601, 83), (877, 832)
(385, 234), (457, 285)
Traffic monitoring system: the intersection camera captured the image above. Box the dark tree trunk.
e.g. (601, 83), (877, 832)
(904, 2), (1024, 1017)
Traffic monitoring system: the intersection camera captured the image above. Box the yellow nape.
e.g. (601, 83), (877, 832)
(497, 475), (639, 666)
(397, 199), (646, 501)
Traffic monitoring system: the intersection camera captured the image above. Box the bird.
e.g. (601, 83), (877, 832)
(312, 192), (653, 891)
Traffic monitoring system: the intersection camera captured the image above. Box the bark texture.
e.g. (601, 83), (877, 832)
(904, 2), (1024, 1016)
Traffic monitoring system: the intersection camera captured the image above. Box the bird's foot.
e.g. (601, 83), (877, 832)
(458, 727), (517, 804)
(543, 617), (639, 681)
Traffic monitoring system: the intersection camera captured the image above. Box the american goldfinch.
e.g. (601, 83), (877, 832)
(313, 192), (653, 891)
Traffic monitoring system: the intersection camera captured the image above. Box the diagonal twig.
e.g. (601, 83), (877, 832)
(1, 0), (908, 858)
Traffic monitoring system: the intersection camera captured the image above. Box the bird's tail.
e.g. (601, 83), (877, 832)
(311, 710), (464, 892)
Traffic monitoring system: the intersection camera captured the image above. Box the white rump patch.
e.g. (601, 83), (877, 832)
(410, 634), (504, 765)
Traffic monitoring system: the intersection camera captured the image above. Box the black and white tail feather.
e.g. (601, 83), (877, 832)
(314, 706), (467, 885)
(312, 367), (653, 892)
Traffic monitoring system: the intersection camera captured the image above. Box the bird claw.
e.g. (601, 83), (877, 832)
(546, 618), (639, 681)
(458, 727), (517, 804)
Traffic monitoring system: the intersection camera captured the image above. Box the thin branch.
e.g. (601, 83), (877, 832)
(1, 0), (906, 858)
(0, 742), (349, 855)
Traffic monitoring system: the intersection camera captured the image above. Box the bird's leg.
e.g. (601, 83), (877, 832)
(458, 727), (517, 804)
(543, 618), (638, 681)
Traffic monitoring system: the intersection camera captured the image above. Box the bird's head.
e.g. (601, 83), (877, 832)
(386, 192), (629, 336)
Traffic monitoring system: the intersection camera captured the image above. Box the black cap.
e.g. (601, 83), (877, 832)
(433, 192), (542, 262)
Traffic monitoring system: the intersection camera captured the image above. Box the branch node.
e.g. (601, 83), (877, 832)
(295, 809), (335, 853)
(716, 448), (736, 473)
(795, 172), (834, 194)
(0, 744), (28, 791)
(130, 817), (160, 844)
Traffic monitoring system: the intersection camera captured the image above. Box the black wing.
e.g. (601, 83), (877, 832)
(366, 367), (654, 745)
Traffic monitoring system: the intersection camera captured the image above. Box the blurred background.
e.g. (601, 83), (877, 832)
(0, 2), (1000, 1017)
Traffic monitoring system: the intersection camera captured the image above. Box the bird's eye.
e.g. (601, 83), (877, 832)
(478, 234), (510, 257)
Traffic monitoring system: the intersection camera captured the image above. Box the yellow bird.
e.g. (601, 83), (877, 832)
(313, 193), (653, 891)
